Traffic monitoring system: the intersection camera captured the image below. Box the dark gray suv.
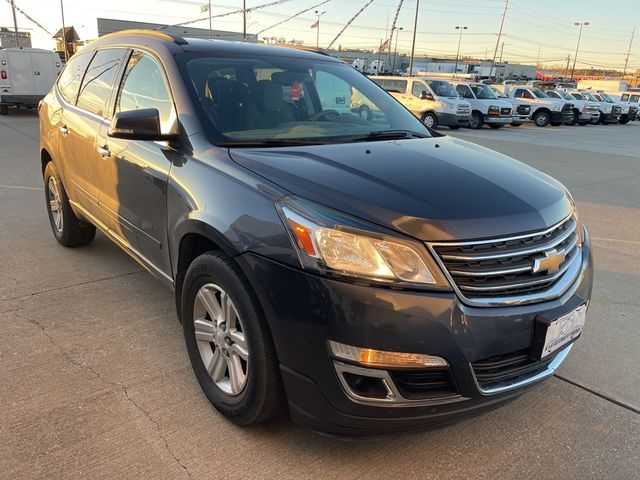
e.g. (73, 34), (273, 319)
(39, 30), (593, 435)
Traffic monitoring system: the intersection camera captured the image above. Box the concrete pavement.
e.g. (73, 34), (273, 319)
(1, 111), (638, 479)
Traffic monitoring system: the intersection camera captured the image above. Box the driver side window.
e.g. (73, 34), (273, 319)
(411, 81), (427, 98)
(115, 51), (176, 134)
(456, 85), (473, 99)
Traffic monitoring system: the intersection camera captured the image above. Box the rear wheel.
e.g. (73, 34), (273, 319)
(469, 111), (483, 129)
(0, 105), (8, 116)
(358, 105), (372, 121)
(533, 110), (550, 127)
(181, 251), (284, 425)
(619, 116), (630, 125)
(44, 161), (96, 247)
(421, 112), (438, 129)
(488, 124), (503, 129)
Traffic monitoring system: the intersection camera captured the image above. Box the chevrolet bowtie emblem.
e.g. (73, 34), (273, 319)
(532, 249), (566, 275)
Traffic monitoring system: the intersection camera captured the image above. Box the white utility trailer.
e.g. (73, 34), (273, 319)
(0, 47), (62, 115)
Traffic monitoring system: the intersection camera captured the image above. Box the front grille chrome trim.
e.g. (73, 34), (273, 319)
(426, 215), (584, 307)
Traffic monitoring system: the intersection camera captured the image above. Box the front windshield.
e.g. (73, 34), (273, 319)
(177, 53), (430, 144)
(599, 93), (615, 103)
(424, 80), (459, 98)
(555, 90), (574, 101)
(470, 84), (497, 99)
(583, 93), (598, 102)
(531, 88), (549, 99)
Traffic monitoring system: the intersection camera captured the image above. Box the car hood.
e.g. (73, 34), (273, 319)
(229, 136), (572, 241)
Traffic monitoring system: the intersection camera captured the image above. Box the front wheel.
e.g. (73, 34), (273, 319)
(44, 161), (96, 247)
(421, 112), (438, 129)
(565, 111), (578, 126)
(533, 111), (550, 127)
(619, 116), (630, 125)
(181, 251), (284, 425)
(469, 111), (483, 129)
(0, 105), (8, 116)
(358, 105), (372, 121)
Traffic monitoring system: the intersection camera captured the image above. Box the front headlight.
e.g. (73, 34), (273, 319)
(602, 105), (612, 113)
(552, 104), (562, 111)
(277, 197), (447, 287)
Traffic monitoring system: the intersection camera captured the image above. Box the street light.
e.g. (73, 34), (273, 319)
(571, 21), (589, 80)
(392, 26), (403, 74)
(314, 10), (326, 48)
(454, 26), (468, 76)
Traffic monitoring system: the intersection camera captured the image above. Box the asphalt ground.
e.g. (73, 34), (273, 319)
(1, 110), (639, 479)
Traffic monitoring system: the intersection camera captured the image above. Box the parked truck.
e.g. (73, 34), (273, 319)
(489, 86), (531, 126)
(0, 47), (62, 115)
(452, 81), (513, 129)
(506, 86), (574, 127)
(546, 89), (600, 125)
(569, 91), (621, 124)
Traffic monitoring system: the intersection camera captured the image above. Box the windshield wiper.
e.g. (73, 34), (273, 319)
(218, 139), (330, 147)
(350, 129), (429, 142)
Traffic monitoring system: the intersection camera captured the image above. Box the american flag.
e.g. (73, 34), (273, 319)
(378, 38), (390, 52)
(310, 21), (319, 28)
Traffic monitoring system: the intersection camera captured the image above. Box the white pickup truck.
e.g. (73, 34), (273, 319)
(545, 89), (600, 125)
(489, 86), (531, 126)
(506, 86), (574, 127)
(452, 82), (513, 129)
(569, 91), (621, 124)
(0, 47), (62, 115)
(591, 91), (636, 124)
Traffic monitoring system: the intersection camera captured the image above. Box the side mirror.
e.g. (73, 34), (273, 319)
(108, 108), (175, 141)
(420, 90), (433, 101)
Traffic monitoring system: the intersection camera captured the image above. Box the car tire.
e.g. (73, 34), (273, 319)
(533, 111), (550, 127)
(181, 251), (284, 426)
(469, 111), (483, 129)
(566, 111), (578, 126)
(0, 105), (9, 116)
(510, 122), (522, 127)
(44, 161), (96, 247)
(619, 117), (630, 125)
(488, 124), (503, 129)
(358, 105), (372, 121)
(421, 112), (438, 129)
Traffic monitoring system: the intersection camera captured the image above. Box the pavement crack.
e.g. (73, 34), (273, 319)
(553, 374), (640, 415)
(12, 308), (192, 480)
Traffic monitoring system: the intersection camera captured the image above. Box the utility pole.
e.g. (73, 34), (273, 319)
(536, 46), (541, 68)
(314, 10), (326, 48)
(60, 0), (68, 61)
(243, 0), (246, 41)
(564, 55), (571, 79)
(571, 21), (589, 80)
(209, 0), (212, 39)
(377, 38), (383, 73)
(498, 41), (504, 80)
(392, 26), (403, 74)
(490, 0), (509, 79)
(623, 26), (636, 79)
(409, 0), (419, 77)
(10, 0), (20, 47)
(454, 26), (468, 76)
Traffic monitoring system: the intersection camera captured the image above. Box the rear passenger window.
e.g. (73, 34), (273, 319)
(383, 80), (407, 93)
(115, 51), (176, 133)
(57, 52), (93, 104)
(77, 49), (127, 117)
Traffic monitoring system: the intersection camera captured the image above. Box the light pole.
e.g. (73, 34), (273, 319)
(454, 26), (467, 76)
(571, 21), (589, 80)
(392, 26), (403, 74)
(315, 10), (326, 48)
(409, 0), (420, 76)
(60, 0), (68, 61)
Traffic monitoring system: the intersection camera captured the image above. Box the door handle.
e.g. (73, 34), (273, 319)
(60, 125), (69, 136)
(97, 146), (111, 159)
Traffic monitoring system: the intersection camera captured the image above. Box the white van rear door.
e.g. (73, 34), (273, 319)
(6, 50), (35, 95)
(31, 51), (60, 95)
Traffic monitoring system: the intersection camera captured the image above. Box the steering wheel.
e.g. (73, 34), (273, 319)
(309, 110), (341, 121)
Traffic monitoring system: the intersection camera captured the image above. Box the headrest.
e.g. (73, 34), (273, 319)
(255, 80), (284, 113)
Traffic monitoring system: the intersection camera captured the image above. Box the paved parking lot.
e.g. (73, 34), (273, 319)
(1, 111), (639, 479)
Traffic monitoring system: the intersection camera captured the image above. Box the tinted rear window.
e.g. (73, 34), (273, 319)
(57, 52), (93, 104)
(77, 49), (127, 117)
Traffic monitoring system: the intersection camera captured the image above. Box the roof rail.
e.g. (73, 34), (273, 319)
(98, 29), (188, 45)
(273, 43), (330, 56)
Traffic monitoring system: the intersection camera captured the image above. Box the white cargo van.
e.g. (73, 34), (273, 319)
(0, 47), (62, 115)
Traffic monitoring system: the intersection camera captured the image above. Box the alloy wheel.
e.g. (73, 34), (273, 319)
(48, 176), (63, 233)
(193, 283), (249, 396)
(423, 114), (435, 128)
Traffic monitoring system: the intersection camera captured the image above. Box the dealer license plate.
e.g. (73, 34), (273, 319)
(541, 305), (587, 358)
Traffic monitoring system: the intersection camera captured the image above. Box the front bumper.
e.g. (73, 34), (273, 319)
(237, 230), (593, 435)
(580, 111), (600, 122)
(599, 112), (620, 124)
(551, 110), (574, 124)
(436, 111), (471, 127)
(485, 115), (512, 124)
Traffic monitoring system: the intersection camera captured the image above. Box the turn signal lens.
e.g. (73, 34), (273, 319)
(287, 218), (317, 257)
(328, 340), (449, 369)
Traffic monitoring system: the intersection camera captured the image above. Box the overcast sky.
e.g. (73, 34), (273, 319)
(2, 0), (638, 70)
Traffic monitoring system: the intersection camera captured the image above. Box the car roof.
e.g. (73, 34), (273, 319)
(85, 29), (339, 62)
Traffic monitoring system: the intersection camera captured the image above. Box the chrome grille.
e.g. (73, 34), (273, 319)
(500, 107), (512, 116)
(457, 106), (471, 115)
(613, 106), (622, 116)
(562, 103), (574, 113)
(429, 216), (582, 306)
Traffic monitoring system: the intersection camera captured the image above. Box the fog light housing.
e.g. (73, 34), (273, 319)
(328, 340), (448, 369)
